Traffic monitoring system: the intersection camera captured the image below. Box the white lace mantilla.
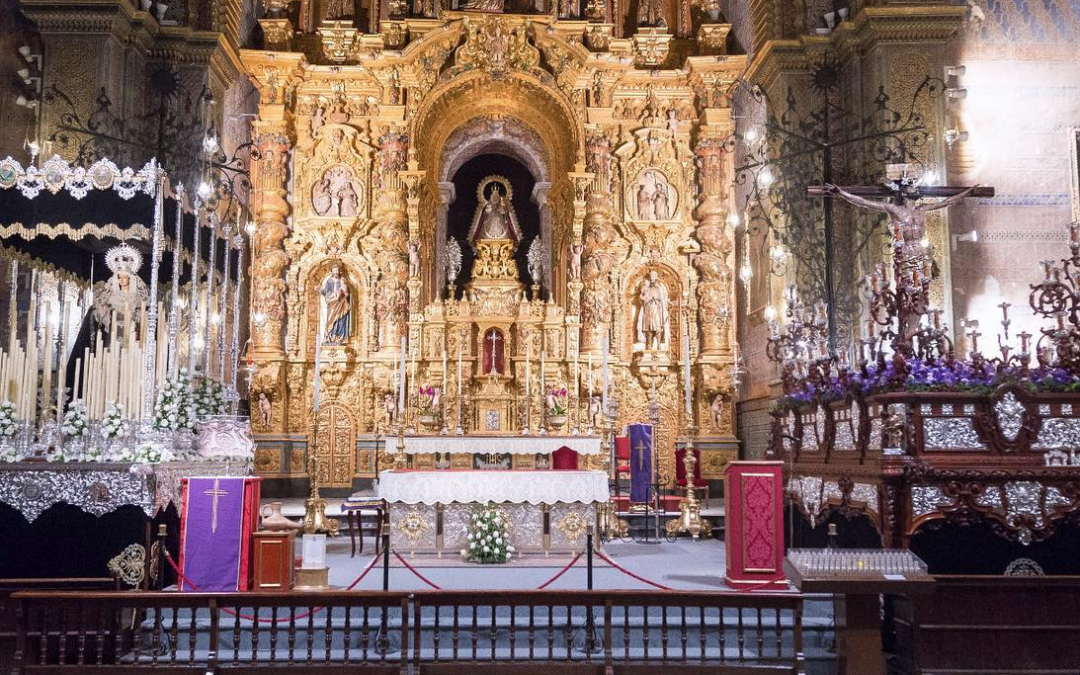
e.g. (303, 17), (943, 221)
(377, 470), (610, 505)
(399, 435), (602, 456)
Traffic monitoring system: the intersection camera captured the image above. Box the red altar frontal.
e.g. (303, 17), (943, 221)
(724, 461), (785, 587)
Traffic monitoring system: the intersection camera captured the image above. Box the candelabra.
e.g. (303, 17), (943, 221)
(394, 423), (407, 470)
(303, 451), (340, 536)
(666, 424), (709, 539)
(1029, 223), (1080, 374)
(765, 287), (836, 393)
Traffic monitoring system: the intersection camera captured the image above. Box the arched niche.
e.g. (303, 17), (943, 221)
(410, 70), (582, 306)
(304, 258), (365, 359)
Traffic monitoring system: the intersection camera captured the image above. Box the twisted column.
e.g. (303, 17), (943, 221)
(250, 124), (293, 361)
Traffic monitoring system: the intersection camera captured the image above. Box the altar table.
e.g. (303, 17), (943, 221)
(378, 470), (608, 554)
(400, 435), (602, 455)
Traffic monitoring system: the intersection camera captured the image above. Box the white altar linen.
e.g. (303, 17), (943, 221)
(377, 469), (609, 505)
(399, 435), (602, 456)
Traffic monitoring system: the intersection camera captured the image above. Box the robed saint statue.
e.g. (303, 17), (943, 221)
(469, 175), (521, 247)
(320, 265), (351, 345)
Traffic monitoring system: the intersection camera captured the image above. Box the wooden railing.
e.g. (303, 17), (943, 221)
(10, 589), (805, 674)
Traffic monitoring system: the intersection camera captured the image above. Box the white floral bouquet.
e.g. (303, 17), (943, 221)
(462, 503), (514, 564)
(0, 401), (18, 439)
(193, 377), (228, 418)
(115, 441), (174, 464)
(101, 401), (129, 439)
(153, 369), (196, 432)
(61, 399), (88, 438)
(0, 443), (22, 463)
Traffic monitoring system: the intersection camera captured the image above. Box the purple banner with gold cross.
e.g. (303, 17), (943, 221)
(628, 423), (653, 504)
(179, 477), (248, 592)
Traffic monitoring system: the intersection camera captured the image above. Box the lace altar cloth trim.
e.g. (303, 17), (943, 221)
(377, 469), (610, 505)
(400, 435), (602, 455)
(0, 460), (251, 521)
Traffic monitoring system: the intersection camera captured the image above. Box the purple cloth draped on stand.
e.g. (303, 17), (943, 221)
(181, 477), (247, 592)
(628, 423), (653, 503)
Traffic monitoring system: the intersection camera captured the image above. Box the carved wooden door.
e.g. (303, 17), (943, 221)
(313, 404), (355, 488)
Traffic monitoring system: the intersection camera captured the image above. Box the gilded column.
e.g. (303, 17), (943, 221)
(579, 134), (615, 354)
(693, 134), (734, 356)
(250, 122), (293, 362)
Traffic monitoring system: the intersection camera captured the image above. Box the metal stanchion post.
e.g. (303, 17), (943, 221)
(586, 525), (594, 591)
(156, 523), (167, 591)
(382, 512), (391, 592)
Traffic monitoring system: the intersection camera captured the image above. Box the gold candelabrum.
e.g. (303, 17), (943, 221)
(303, 447), (341, 537)
(597, 394), (627, 539)
(394, 423), (407, 470)
(667, 424), (709, 539)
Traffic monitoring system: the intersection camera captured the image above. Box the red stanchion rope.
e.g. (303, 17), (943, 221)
(164, 552), (382, 622)
(391, 551), (443, 589)
(535, 552), (582, 590)
(594, 549), (673, 591)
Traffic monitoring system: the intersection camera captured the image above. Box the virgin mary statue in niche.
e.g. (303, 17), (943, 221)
(320, 265), (351, 345)
(468, 176), (521, 247)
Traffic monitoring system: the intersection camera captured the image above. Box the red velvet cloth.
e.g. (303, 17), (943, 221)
(674, 446), (707, 487)
(551, 446), (579, 470)
(615, 436), (630, 472)
(724, 461), (785, 587)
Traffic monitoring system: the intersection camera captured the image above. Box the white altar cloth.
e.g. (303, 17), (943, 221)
(399, 435), (602, 456)
(377, 470), (609, 505)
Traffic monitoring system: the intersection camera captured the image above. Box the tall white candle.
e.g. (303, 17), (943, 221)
(601, 336), (609, 410)
(683, 330), (692, 417)
(441, 341), (448, 406)
(397, 335), (407, 414)
(525, 330), (531, 401)
(456, 338), (462, 397)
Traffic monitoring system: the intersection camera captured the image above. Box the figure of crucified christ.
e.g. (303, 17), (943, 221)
(823, 183), (981, 261)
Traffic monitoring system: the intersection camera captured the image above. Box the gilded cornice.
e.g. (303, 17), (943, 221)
(744, 5), (966, 89)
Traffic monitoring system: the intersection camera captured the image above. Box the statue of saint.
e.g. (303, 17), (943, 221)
(478, 187), (512, 238)
(94, 243), (149, 336)
(636, 0), (667, 28)
(469, 177), (520, 245)
(320, 265), (351, 345)
(636, 270), (670, 350)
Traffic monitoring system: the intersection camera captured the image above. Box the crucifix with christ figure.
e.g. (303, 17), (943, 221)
(807, 169), (993, 342)
(483, 328), (505, 375)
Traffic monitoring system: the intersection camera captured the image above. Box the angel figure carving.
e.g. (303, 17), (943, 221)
(469, 176), (521, 246)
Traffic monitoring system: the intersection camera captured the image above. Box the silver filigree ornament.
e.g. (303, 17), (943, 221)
(910, 485), (950, 518)
(923, 417), (985, 450)
(994, 391), (1025, 443)
(526, 237), (547, 285)
(445, 238), (463, 286)
(1033, 418), (1080, 449)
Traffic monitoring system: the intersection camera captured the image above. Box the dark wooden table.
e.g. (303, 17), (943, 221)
(784, 557), (936, 675)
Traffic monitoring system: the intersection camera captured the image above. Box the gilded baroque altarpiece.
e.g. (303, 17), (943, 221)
(242, 10), (744, 488)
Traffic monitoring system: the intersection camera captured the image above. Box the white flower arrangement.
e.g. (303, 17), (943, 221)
(0, 443), (22, 463)
(193, 377), (228, 418)
(0, 401), (18, 439)
(101, 400), (129, 440)
(463, 503), (514, 564)
(153, 369), (196, 432)
(61, 399), (88, 438)
(114, 441), (174, 464)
